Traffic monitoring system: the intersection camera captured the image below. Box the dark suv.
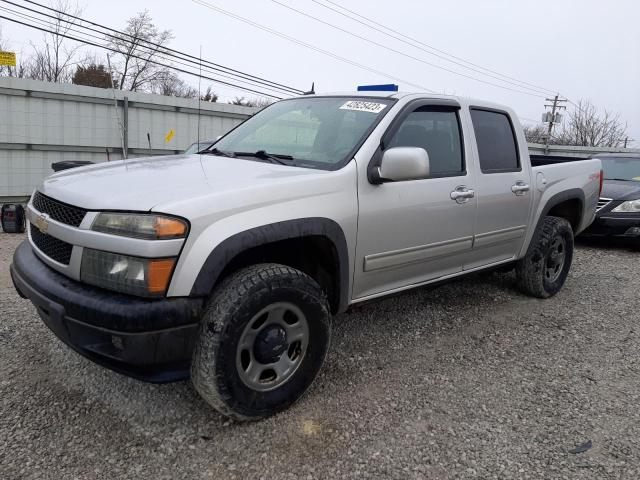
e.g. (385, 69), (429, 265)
(582, 153), (640, 248)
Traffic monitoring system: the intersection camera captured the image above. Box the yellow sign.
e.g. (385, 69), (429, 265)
(0, 51), (16, 67)
(165, 129), (175, 143)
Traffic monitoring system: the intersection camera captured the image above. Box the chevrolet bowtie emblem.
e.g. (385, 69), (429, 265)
(35, 213), (49, 234)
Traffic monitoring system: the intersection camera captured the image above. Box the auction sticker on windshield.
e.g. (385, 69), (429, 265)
(340, 100), (387, 114)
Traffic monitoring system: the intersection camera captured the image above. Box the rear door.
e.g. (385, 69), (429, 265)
(465, 108), (533, 269)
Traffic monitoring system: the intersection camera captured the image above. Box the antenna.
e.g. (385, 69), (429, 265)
(303, 82), (315, 95)
(197, 45), (202, 149)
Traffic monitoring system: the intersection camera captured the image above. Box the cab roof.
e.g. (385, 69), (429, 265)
(302, 91), (516, 118)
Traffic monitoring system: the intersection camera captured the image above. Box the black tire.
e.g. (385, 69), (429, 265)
(191, 263), (331, 421)
(516, 216), (574, 298)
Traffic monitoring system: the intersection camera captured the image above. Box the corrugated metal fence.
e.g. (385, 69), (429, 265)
(528, 143), (640, 158)
(2, 78), (639, 202)
(0, 77), (257, 200)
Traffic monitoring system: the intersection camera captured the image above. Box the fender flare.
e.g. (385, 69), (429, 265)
(190, 218), (350, 313)
(526, 188), (585, 253)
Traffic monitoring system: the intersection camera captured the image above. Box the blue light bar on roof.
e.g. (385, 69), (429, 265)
(357, 84), (399, 92)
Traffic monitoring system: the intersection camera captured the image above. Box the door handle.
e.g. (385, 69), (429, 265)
(450, 186), (475, 204)
(511, 182), (530, 196)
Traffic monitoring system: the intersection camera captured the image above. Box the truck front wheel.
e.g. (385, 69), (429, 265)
(191, 263), (331, 421)
(516, 216), (574, 298)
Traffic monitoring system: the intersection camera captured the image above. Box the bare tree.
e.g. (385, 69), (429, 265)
(150, 69), (198, 98)
(553, 99), (628, 147)
(0, 26), (6, 70)
(0, 26), (27, 78)
(229, 96), (248, 106)
(26, 0), (84, 83)
(2, 11), (266, 104)
(0, 26), (11, 76)
(248, 97), (275, 108)
(229, 96), (274, 107)
(107, 11), (173, 92)
(201, 86), (218, 103)
(522, 124), (548, 144)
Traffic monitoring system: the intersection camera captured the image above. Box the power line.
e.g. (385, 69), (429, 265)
(0, 13), (286, 99)
(518, 116), (542, 124)
(2, 0), (300, 96)
(308, 1), (594, 120)
(192, 0), (437, 93)
(4, 0), (304, 95)
(20, 0), (303, 94)
(312, 0), (558, 97)
(269, 0), (546, 99)
(0, 5), (286, 96)
(0, 2), (293, 96)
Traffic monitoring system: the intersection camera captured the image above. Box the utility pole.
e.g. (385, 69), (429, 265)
(542, 94), (567, 152)
(106, 53), (127, 160)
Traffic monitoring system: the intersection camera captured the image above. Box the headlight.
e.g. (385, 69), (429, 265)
(612, 199), (640, 213)
(81, 248), (176, 297)
(92, 213), (188, 239)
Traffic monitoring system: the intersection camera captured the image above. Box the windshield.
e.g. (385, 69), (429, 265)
(211, 97), (395, 169)
(600, 157), (640, 182)
(184, 141), (214, 154)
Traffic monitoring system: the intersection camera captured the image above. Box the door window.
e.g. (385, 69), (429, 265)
(470, 109), (520, 173)
(387, 108), (464, 177)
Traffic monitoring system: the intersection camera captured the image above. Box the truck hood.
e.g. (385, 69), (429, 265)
(601, 179), (640, 201)
(38, 154), (329, 211)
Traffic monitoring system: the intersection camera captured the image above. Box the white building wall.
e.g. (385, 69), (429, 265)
(0, 77), (257, 199)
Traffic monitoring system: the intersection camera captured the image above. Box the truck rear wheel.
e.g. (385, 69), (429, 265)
(191, 263), (331, 421)
(516, 216), (574, 298)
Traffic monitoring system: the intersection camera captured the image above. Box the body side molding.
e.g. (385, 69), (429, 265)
(363, 235), (473, 272)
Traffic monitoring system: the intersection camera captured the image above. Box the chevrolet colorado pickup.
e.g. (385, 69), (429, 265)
(11, 92), (602, 420)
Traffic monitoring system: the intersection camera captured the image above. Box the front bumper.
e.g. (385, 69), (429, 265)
(581, 214), (640, 241)
(10, 241), (203, 383)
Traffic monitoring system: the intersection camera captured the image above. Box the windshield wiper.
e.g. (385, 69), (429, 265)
(234, 150), (294, 165)
(203, 147), (236, 158)
(604, 178), (635, 182)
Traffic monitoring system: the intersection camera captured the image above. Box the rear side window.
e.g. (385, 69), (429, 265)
(470, 109), (520, 173)
(387, 108), (464, 177)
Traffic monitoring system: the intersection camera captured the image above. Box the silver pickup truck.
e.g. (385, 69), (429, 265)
(11, 92), (602, 420)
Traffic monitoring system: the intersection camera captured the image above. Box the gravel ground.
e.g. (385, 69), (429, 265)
(1, 231), (639, 479)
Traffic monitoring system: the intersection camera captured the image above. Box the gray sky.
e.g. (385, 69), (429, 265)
(2, 0), (639, 143)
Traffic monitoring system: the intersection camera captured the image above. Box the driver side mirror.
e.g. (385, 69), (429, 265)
(376, 147), (430, 182)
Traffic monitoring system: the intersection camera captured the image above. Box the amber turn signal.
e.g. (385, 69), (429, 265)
(155, 217), (187, 239)
(147, 258), (177, 294)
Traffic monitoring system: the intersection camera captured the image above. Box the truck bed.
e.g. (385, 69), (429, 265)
(529, 158), (602, 236)
(530, 154), (590, 167)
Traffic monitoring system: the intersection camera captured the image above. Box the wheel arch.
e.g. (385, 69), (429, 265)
(541, 189), (585, 232)
(190, 218), (350, 314)
(524, 189), (585, 256)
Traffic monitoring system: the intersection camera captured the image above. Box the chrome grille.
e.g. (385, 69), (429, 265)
(32, 191), (87, 227)
(596, 197), (612, 212)
(30, 224), (73, 265)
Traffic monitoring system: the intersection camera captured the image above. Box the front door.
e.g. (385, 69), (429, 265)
(353, 103), (477, 299)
